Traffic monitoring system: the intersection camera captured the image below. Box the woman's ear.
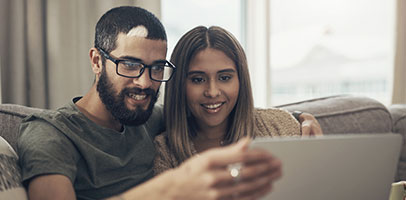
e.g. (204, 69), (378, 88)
(89, 47), (102, 75)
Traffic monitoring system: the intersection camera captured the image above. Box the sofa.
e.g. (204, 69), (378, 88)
(0, 95), (405, 199)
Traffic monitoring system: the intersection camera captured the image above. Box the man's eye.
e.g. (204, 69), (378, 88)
(121, 61), (143, 70)
(191, 77), (205, 84)
(151, 65), (165, 72)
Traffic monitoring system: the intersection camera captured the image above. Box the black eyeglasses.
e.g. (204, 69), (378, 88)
(97, 47), (176, 82)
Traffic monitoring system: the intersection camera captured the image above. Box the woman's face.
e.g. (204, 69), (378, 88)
(186, 48), (240, 130)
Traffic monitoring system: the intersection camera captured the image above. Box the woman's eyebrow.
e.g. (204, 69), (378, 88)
(218, 68), (236, 73)
(187, 68), (236, 75)
(187, 70), (205, 76)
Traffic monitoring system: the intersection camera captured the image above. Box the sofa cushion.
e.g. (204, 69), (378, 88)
(277, 95), (393, 134)
(0, 136), (27, 199)
(0, 104), (43, 150)
(389, 104), (406, 181)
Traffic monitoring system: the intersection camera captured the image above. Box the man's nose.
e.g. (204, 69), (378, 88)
(133, 68), (153, 89)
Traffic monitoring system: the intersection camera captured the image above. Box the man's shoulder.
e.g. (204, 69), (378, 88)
(18, 102), (86, 142)
(143, 104), (165, 136)
(144, 104), (163, 122)
(21, 103), (77, 127)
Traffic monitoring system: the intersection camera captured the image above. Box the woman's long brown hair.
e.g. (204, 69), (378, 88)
(164, 26), (256, 162)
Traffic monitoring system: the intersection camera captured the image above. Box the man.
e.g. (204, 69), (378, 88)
(17, 6), (320, 200)
(17, 6), (283, 200)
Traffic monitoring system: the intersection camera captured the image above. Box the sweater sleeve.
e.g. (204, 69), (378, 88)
(153, 133), (180, 175)
(254, 108), (301, 137)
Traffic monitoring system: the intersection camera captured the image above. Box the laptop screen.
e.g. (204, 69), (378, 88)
(250, 134), (402, 200)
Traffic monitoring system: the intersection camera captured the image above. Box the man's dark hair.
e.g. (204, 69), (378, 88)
(94, 6), (167, 54)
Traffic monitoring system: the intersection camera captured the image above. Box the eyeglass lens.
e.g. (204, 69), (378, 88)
(117, 61), (173, 81)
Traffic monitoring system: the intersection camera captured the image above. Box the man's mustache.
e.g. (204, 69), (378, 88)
(121, 87), (157, 96)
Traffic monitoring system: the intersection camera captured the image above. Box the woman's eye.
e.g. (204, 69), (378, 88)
(219, 75), (232, 81)
(191, 77), (205, 84)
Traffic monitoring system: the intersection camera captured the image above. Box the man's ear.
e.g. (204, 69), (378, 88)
(89, 47), (103, 75)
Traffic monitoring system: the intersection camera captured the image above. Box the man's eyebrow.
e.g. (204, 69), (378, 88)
(119, 56), (167, 64)
(119, 56), (143, 62)
(153, 59), (168, 64)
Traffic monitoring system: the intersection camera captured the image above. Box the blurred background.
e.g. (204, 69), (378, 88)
(0, 0), (405, 109)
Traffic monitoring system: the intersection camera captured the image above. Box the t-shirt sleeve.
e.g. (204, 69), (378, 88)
(17, 117), (80, 186)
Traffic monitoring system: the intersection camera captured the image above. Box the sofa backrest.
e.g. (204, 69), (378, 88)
(1, 96), (405, 182)
(277, 95), (393, 134)
(0, 95), (395, 149)
(0, 104), (44, 150)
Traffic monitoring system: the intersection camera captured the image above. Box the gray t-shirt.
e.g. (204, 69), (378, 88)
(17, 97), (164, 200)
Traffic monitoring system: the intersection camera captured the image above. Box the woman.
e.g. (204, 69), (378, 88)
(154, 26), (301, 174)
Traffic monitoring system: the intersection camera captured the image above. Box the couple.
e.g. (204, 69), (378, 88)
(17, 6), (322, 200)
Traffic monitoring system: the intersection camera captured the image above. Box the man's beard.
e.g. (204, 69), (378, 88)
(96, 67), (159, 126)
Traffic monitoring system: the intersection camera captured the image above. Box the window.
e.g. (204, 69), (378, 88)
(270, 0), (396, 105)
(161, 0), (244, 57)
(162, 0), (396, 106)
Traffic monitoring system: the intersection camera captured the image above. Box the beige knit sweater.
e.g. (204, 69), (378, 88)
(153, 108), (301, 175)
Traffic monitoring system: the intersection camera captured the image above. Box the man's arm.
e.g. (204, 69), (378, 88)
(18, 119), (80, 200)
(28, 174), (76, 200)
(25, 139), (279, 200)
(107, 138), (281, 200)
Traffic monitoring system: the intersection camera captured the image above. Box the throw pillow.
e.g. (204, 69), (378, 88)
(0, 136), (27, 200)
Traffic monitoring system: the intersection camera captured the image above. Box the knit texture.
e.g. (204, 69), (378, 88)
(153, 108), (301, 175)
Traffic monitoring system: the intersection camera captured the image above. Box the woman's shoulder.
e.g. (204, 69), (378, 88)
(254, 107), (296, 122)
(154, 132), (171, 153)
(153, 132), (180, 175)
(253, 107), (301, 137)
(255, 107), (291, 116)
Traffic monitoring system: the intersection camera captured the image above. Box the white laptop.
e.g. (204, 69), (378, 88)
(250, 134), (402, 200)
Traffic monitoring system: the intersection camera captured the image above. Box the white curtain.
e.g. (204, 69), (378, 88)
(245, 0), (272, 108)
(0, 0), (161, 109)
(392, 0), (406, 104)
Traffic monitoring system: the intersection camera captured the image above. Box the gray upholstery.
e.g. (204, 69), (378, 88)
(0, 95), (405, 181)
(0, 104), (43, 150)
(277, 95), (393, 134)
